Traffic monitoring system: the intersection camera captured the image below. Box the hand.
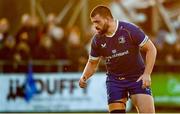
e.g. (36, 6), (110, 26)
(79, 76), (87, 88)
(136, 74), (151, 89)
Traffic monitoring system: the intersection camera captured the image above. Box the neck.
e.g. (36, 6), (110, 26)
(105, 19), (117, 37)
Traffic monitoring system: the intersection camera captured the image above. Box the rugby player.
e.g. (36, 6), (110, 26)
(79, 5), (156, 113)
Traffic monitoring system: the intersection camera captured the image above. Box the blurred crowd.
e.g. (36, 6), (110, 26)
(0, 0), (180, 73)
(0, 14), (89, 72)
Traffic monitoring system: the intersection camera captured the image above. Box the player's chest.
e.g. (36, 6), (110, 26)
(98, 34), (134, 57)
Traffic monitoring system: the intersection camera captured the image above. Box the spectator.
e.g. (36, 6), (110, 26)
(0, 18), (15, 60)
(67, 26), (87, 72)
(45, 13), (67, 60)
(32, 35), (56, 72)
(14, 40), (30, 62)
(0, 35), (16, 60)
(15, 14), (41, 53)
(0, 18), (10, 49)
(0, 28), (16, 72)
(32, 35), (54, 60)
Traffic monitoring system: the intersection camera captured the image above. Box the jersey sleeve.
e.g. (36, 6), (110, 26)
(89, 37), (101, 60)
(127, 22), (149, 47)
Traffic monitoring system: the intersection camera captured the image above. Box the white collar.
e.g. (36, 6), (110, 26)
(106, 20), (119, 37)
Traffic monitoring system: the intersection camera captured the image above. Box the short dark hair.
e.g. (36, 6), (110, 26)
(90, 5), (113, 19)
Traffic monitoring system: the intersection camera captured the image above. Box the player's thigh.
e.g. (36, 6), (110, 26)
(131, 94), (155, 113)
(108, 98), (127, 112)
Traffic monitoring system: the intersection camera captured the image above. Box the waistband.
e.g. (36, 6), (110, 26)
(106, 72), (143, 81)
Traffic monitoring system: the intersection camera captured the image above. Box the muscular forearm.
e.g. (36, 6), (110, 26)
(144, 43), (157, 75)
(81, 59), (100, 81)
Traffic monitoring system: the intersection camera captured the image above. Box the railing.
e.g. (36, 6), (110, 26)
(0, 60), (71, 72)
(0, 60), (180, 73)
(155, 60), (180, 66)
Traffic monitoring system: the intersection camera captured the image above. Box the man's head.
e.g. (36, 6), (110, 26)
(90, 5), (113, 35)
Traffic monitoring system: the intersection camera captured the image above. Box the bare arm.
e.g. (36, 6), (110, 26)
(79, 58), (100, 88)
(137, 39), (157, 88)
(141, 39), (157, 75)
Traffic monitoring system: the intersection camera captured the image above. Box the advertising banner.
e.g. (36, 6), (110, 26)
(0, 73), (108, 112)
(152, 73), (180, 107)
(2, 72), (178, 112)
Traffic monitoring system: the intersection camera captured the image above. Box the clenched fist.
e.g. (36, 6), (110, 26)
(79, 76), (87, 88)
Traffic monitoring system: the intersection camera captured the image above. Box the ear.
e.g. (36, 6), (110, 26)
(105, 17), (111, 22)
(104, 18), (109, 23)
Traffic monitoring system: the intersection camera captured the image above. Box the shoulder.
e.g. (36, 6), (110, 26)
(119, 21), (145, 35)
(91, 34), (103, 44)
(119, 21), (140, 30)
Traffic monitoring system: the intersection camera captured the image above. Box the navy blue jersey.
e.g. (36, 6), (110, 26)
(90, 21), (149, 77)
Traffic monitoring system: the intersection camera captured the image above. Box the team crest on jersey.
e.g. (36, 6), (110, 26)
(118, 36), (125, 44)
(101, 43), (106, 48)
(112, 49), (117, 54)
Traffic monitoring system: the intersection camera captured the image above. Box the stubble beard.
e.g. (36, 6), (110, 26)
(98, 23), (109, 36)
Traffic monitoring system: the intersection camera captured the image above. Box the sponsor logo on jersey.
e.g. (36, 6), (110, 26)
(118, 36), (126, 44)
(101, 43), (106, 48)
(106, 50), (129, 59)
(112, 49), (117, 54)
